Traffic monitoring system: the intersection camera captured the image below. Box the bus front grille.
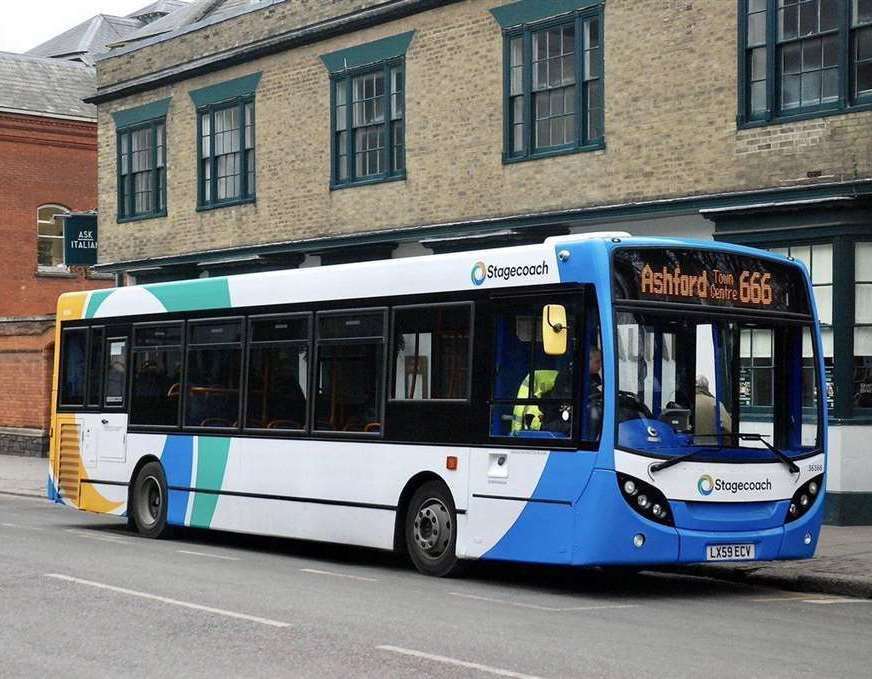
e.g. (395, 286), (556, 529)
(57, 423), (81, 504)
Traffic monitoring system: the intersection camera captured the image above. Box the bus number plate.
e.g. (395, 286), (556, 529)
(706, 544), (755, 561)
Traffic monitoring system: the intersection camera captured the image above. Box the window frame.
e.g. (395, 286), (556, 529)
(183, 316), (246, 432)
(738, 0), (872, 128)
(853, 239), (872, 414)
(389, 301), (475, 404)
(243, 312), (313, 434)
(116, 118), (167, 223)
(128, 320), (185, 430)
(311, 307), (389, 437)
(501, 6), (605, 164)
(329, 58), (406, 190)
(103, 335), (129, 411)
(486, 294), (587, 449)
(196, 97), (256, 210)
(36, 204), (69, 271)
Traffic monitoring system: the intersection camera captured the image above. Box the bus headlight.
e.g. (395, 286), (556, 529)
(617, 473), (674, 526)
(786, 474), (824, 523)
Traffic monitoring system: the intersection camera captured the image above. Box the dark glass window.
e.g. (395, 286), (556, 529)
(117, 120), (166, 219)
(490, 304), (577, 439)
(198, 99), (255, 207)
(392, 305), (472, 400)
(87, 327), (104, 407)
(854, 241), (872, 407)
(504, 8), (603, 160)
(131, 323), (183, 427)
(185, 319), (243, 428)
(332, 61), (405, 187)
(60, 329), (87, 406)
(314, 311), (386, 433)
(104, 338), (128, 407)
(740, 0), (872, 123)
(246, 315), (311, 431)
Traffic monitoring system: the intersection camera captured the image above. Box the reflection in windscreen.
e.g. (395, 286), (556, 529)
(616, 312), (820, 459)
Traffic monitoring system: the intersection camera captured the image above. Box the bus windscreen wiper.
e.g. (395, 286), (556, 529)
(650, 433), (799, 474)
(733, 432), (799, 474)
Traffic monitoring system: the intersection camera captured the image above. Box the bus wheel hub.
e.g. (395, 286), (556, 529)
(414, 499), (450, 557)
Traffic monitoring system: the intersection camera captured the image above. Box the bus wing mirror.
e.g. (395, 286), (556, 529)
(542, 304), (568, 356)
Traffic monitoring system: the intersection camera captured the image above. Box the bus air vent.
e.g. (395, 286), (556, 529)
(57, 423), (81, 504)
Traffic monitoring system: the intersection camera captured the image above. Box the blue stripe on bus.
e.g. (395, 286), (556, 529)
(161, 436), (194, 526)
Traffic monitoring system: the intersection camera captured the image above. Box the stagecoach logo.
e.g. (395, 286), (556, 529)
(698, 474), (714, 496)
(471, 261), (487, 286)
(469, 260), (550, 287)
(697, 474), (774, 496)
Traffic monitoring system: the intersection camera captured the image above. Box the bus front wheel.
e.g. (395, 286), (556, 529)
(130, 461), (169, 539)
(405, 480), (463, 577)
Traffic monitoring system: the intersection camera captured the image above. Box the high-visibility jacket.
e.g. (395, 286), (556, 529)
(511, 370), (559, 432)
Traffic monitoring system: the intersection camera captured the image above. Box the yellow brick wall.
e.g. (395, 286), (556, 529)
(96, 0), (872, 264)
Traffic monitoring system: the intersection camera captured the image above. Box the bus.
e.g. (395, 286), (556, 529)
(48, 233), (827, 576)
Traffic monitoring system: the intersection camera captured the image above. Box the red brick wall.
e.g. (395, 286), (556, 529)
(0, 111), (109, 317)
(0, 112), (110, 436)
(0, 324), (54, 430)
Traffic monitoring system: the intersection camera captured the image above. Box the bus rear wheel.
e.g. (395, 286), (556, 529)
(130, 461), (168, 539)
(405, 481), (463, 577)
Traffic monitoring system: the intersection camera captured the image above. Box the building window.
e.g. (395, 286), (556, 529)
(503, 8), (604, 161)
(768, 244), (835, 409)
(331, 61), (405, 187)
(740, 0), (872, 125)
(117, 120), (166, 220)
(198, 99), (256, 208)
(854, 241), (872, 407)
(37, 204), (68, 269)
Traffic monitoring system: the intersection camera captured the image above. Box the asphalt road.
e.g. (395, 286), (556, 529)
(1, 493), (870, 679)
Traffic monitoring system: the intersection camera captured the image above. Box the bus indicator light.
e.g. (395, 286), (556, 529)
(446, 456), (458, 471)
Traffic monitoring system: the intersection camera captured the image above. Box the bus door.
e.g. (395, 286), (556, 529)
(90, 334), (129, 463)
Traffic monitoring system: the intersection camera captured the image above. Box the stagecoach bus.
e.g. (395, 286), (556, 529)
(48, 233), (827, 576)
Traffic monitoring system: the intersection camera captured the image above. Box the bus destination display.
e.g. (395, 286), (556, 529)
(612, 248), (809, 313)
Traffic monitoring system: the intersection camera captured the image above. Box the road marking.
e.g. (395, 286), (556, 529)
(177, 550), (240, 561)
(66, 529), (132, 544)
(449, 591), (638, 613)
(377, 645), (545, 679)
(44, 574), (289, 628)
(300, 568), (378, 582)
(752, 594), (872, 605)
(1, 522), (18, 527)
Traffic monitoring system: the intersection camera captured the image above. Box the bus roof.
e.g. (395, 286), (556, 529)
(59, 234), (804, 322)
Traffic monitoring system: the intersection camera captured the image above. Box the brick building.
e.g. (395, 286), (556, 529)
(0, 53), (108, 456)
(0, 2), (190, 456)
(88, 0), (872, 523)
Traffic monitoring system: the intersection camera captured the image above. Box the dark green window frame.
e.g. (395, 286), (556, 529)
(738, 0), (872, 128)
(330, 58), (406, 189)
(501, 7), (605, 163)
(196, 96), (256, 210)
(117, 118), (167, 222)
(721, 229), (872, 423)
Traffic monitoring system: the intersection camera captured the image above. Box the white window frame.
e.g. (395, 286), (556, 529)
(37, 204), (69, 272)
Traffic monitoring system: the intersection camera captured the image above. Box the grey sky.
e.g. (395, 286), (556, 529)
(0, 1), (155, 54)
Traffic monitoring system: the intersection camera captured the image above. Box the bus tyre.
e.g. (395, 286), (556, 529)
(405, 481), (463, 577)
(130, 462), (169, 539)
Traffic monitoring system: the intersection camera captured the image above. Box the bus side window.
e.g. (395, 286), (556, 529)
(87, 327), (105, 407)
(104, 338), (128, 408)
(314, 309), (386, 435)
(60, 328), (88, 406)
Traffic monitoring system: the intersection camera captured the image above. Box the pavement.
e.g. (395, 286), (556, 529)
(2, 454), (871, 602)
(2, 491), (871, 679)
